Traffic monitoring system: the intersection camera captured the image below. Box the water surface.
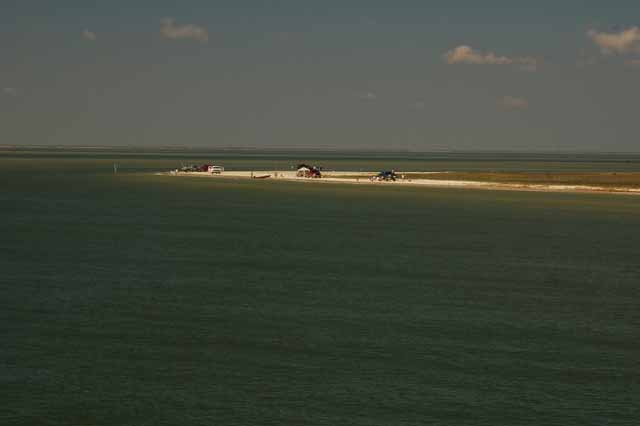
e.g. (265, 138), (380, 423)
(1, 151), (639, 425)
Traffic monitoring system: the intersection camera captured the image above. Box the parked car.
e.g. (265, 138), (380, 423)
(371, 171), (398, 181)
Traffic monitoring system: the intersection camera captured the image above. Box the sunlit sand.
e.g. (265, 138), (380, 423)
(161, 170), (640, 195)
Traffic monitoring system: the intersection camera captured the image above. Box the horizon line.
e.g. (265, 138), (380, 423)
(3, 144), (640, 156)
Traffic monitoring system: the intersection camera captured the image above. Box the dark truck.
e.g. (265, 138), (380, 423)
(371, 170), (398, 181)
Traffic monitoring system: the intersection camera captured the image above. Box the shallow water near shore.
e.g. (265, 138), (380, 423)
(2, 151), (639, 425)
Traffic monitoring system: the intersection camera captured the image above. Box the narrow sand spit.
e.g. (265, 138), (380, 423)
(156, 171), (640, 196)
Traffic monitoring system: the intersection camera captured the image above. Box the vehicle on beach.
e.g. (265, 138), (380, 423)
(371, 170), (398, 181)
(177, 163), (224, 173)
(296, 164), (322, 178)
(179, 164), (200, 172)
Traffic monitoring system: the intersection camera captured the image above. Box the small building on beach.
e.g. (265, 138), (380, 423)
(296, 164), (322, 178)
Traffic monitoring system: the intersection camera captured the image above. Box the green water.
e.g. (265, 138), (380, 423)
(2, 152), (639, 425)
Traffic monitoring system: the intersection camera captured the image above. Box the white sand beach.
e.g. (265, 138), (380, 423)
(160, 170), (640, 195)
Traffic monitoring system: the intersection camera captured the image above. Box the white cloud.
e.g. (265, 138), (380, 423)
(2, 87), (18, 97)
(587, 27), (640, 54)
(160, 18), (208, 43)
(360, 92), (377, 100)
(444, 45), (538, 71)
(501, 96), (528, 110)
(82, 29), (96, 41)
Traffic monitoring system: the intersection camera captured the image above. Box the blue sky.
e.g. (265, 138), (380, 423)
(1, 1), (639, 151)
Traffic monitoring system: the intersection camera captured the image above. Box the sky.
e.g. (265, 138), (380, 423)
(1, 0), (639, 151)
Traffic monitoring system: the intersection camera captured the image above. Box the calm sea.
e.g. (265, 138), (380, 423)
(2, 150), (639, 425)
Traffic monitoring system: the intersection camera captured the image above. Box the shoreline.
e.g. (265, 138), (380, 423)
(157, 170), (640, 196)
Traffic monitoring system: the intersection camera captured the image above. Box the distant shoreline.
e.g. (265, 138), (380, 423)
(159, 170), (640, 196)
(4, 145), (640, 156)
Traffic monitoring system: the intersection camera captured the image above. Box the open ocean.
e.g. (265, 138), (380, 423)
(1, 150), (639, 425)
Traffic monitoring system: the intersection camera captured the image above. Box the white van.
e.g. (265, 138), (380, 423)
(208, 165), (224, 174)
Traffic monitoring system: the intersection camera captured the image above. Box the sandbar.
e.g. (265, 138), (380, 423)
(158, 170), (640, 195)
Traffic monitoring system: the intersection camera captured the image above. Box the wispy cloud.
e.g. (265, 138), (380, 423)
(444, 45), (538, 71)
(82, 29), (96, 41)
(587, 27), (640, 54)
(160, 18), (208, 43)
(501, 96), (528, 110)
(2, 87), (18, 97)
